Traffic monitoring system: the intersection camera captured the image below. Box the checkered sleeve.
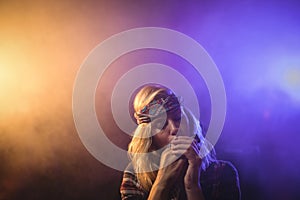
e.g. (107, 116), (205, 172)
(120, 165), (147, 200)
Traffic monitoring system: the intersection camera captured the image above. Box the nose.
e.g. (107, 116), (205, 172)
(168, 120), (178, 136)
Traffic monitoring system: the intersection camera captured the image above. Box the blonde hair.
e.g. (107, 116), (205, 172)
(128, 84), (216, 191)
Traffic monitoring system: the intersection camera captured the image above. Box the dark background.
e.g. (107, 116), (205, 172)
(1, 0), (300, 199)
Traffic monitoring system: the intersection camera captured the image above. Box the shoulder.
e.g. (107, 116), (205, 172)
(218, 160), (239, 180)
(205, 160), (237, 173)
(201, 160), (241, 200)
(204, 160), (240, 182)
(211, 160), (239, 175)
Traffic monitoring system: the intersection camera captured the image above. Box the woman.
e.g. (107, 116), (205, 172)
(120, 84), (241, 200)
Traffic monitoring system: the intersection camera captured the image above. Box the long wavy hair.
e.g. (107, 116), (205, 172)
(128, 84), (216, 192)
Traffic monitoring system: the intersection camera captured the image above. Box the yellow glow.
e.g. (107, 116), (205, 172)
(0, 1), (127, 198)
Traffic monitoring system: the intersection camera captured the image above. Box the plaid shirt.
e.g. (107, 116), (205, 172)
(120, 160), (241, 200)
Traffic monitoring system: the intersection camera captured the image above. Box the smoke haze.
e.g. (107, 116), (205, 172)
(1, 0), (300, 199)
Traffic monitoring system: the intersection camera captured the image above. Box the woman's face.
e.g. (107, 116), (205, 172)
(151, 108), (188, 150)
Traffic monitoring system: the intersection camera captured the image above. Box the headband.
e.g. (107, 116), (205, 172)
(135, 95), (181, 124)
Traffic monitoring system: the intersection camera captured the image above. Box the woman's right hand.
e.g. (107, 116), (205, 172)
(148, 148), (187, 200)
(153, 146), (188, 190)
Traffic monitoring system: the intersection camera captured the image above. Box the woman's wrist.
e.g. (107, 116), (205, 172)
(188, 157), (202, 166)
(184, 164), (201, 188)
(185, 182), (201, 191)
(148, 181), (170, 200)
(185, 186), (206, 200)
(152, 179), (171, 191)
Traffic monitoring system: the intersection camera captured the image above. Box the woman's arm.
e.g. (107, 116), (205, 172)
(147, 182), (170, 200)
(148, 152), (188, 200)
(184, 163), (206, 200)
(171, 137), (206, 200)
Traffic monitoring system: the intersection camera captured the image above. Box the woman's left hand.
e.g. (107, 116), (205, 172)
(171, 136), (202, 190)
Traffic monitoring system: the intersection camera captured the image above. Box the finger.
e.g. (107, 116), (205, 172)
(172, 146), (200, 157)
(172, 139), (198, 147)
(171, 143), (191, 151)
(179, 150), (201, 163)
(171, 137), (195, 144)
(171, 149), (187, 156)
(161, 146), (174, 157)
(174, 136), (195, 140)
(172, 151), (198, 162)
(171, 141), (199, 151)
(172, 144), (200, 158)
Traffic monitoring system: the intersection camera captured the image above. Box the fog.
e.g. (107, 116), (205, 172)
(1, 0), (300, 199)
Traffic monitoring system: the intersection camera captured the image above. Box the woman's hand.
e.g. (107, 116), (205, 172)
(154, 146), (188, 190)
(171, 136), (202, 190)
(148, 147), (188, 200)
(150, 137), (205, 200)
